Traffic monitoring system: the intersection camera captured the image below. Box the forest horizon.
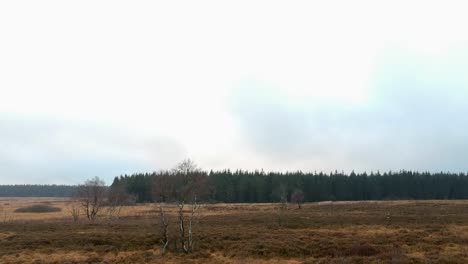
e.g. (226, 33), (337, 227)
(3, 169), (468, 203)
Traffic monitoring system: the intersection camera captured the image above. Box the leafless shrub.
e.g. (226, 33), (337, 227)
(76, 176), (107, 221)
(68, 202), (80, 222)
(106, 185), (136, 219)
(291, 189), (305, 209)
(0, 205), (13, 224)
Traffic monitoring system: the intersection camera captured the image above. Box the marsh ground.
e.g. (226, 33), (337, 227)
(1, 198), (468, 263)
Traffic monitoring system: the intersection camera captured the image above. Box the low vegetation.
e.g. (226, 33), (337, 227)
(1, 199), (468, 263)
(14, 204), (61, 213)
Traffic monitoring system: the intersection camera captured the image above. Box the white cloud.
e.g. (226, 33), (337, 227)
(1, 1), (468, 182)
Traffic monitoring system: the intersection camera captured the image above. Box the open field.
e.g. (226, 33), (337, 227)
(1, 199), (468, 263)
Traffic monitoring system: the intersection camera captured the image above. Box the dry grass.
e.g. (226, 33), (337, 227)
(1, 199), (468, 263)
(0, 198), (158, 221)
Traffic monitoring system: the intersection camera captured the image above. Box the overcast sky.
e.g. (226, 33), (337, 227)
(1, 1), (468, 184)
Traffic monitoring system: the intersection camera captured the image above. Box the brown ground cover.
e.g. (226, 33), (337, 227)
(1, 199), (468, 263)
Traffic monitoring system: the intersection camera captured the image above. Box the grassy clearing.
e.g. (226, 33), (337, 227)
(1, 199), (468, 263)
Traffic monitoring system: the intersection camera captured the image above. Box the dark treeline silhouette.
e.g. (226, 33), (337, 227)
(0, 185), (77, 197)
(112, 170), (468, 203)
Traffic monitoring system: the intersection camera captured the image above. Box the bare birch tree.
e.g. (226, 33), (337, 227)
(172, 159), (207, 253)
(153, 159), (208, 254)
(153, 173), (173, 254)
(158, 202), (170, 254)
(274, 184), (288, 227)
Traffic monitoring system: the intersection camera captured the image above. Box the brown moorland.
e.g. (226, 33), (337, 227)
(1, 198), (468, 263)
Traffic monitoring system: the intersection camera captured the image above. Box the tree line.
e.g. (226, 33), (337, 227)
(0, 185), (77, 197)
(2, 170), (468, 202)
(112, 170), (468, 203)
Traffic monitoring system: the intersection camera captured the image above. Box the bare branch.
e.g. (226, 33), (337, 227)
(76, 177), (107, 221)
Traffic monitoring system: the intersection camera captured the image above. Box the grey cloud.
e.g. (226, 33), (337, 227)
(231, 51), (468, 172)
(0, 115), (186, 184)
